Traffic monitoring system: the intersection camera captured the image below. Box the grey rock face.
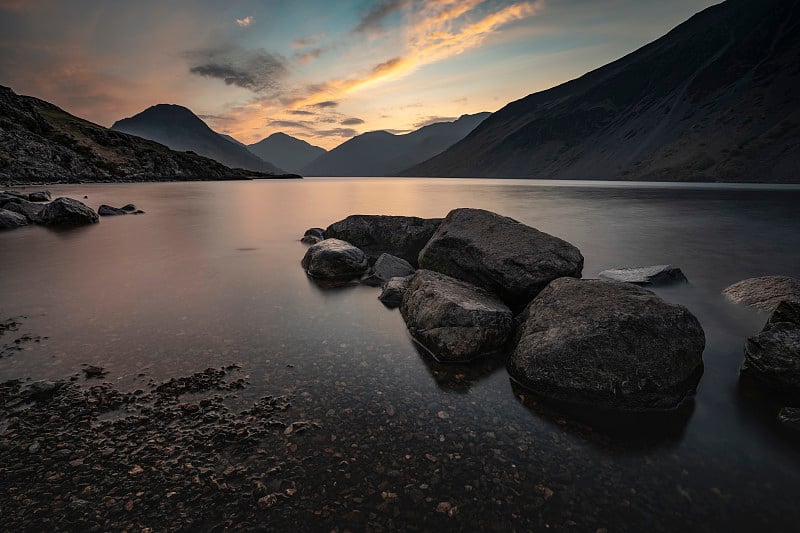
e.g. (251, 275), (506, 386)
(723, 276), (800, 312)
(362, 253), (415, 286)
(777, 407), (800, 432)
(3, 199), (45, 222)
(301, 238), (368, 280)
(599, 265), (688, 286)
(742, 300), (800, 395)
(39, 197), (99, 226)
(324, 215), (442, 267)
(378, 276), (411, 308)
(418, 208), (584, 308)
(509, 278), (705, 412)
(0, 208), (29, 229)
(400, 270), (513, 363)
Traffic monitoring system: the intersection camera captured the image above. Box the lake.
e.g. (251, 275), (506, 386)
(1, 178), (799, 531)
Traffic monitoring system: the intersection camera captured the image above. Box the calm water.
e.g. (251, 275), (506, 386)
(2, 178), (799, 531)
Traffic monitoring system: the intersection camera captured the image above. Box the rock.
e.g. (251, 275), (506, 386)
(400, 270), (513, 362)
(27, 191), (51, 202)
(777, 407), (800, 432)
(98, 205), (128, 216)
(25, 380), (61, 399)
(325, 215), (442, 267)
(39, 197), (99, 226)
(301, 239), (368, 280)
(362, 253), (415, 286)
(509, 278), (705, 412)
(121, 204), (137, 212)
(300, 235), (322, 245)
(378, 276), (411, 308)
(83, 365), (107, 378)
(0, 208), (29, 229)
(418, 208), (583, 309)
(598, 265), (688, 286)
(301, 227), (325, 244)
(723, 276), (800, 312)
(741, 301), (800, 394)
(3, 199), (45, 222)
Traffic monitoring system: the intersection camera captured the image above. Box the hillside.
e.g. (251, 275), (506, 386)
(405, 0), (800, 182)
(0, 86), (266, 184)
(112, 105), (284, 174)
(301, 113), (490, 177)
(248, 133), (326, 174)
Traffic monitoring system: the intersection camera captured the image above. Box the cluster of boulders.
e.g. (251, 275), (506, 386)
(300, 208), (707, 416)
(724, 276), (800, 433)
(0, 190), (144, 229)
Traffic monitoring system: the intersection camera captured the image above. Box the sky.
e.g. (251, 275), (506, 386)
(0, 0), (720, 150)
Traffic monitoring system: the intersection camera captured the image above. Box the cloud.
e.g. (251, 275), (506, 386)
(288, 109), (316, 116)
(185, 45), (287, 93)
(235, 16), (253, 27)
(341, 117), (365, 125)
(286, 1), (541, 109)
(295, 48), (323, 64)
(413, 115), (457, 128)
(292, 33), (325, 48)
(315, 128), (358, 138)
(270, 119), (313, 130)
(311, 100), (338, 108)
(354, 0), (411, 34)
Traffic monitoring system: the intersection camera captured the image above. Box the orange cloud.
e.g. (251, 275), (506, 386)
(236, 16), (254, 27)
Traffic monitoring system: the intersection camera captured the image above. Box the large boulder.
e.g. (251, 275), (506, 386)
(0, 208), (29, 229)
(418, 208), (583, 309)
(723, 276), (800, 312)
(400, 270), (512, 363)
(509, 278), (705, 412)
(599, 265), (688, 286)
(362, 253), (415, 286)
(301, 239), (368, 280)
(324, 215), (442, 267)
(39, 197), (99, 226)
(3, 199), (45, 222)
(741, 300), (800, 395)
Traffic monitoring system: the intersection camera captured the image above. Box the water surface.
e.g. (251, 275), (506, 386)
(1, 178), (799, 531)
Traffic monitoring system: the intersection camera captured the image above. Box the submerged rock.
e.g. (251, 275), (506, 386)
(378, 276), (411, 308)
(301, 227), (325, 245)
(301, 238), (368, 280)
(362, 253), (415, 286)
(723, 276), (800, 312)
(777, 407), (800, 432)
(418, 208), (583, 309)
(0, 208), (29, 229)
(509, 278), (705, 412)
(39, 197), (99, 226)
(741, 300), (800, 395)
(324, 215), (442, 267)
(400, 270), (512, 362)
(98, 205), (127, 216)
(599, 265), (688, 286)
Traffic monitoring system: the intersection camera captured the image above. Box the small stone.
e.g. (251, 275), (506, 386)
(129, 465), (144, 475)
(257, 493), (280, 510)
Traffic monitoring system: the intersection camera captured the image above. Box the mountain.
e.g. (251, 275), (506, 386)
(0, 85), (267, 184)
(248, 133), (326, 174)
(301, 113), (490, 176)
(405, 0), (800, 182)
(112, 104), (284, 174)
(220, 134), (246, 147)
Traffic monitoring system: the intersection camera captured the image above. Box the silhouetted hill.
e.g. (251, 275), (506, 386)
(248, 132), (326, 174)
(220, 134), (246, 147)
(406, 0), (800, 182)
(112, 105), (284, 174)
(301, 113), (490, 176)
(0, 86), (266, 184)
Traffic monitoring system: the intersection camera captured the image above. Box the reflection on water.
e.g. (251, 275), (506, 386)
(1, 178), (800, 529)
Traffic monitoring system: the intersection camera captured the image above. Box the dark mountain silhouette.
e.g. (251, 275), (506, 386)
(405, 0), (800, 182)
(112, 105), (284, 174)
(0, 85), (270, 184)
(301, 113), (490, 176)
(248, 132), (326, 174)
(220, 133), (246, 147)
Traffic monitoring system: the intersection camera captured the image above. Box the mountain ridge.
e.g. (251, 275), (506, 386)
(404, 0), (800, 182)
(248, 132), (326, 174)
(301, 113), (490, 177)
(112, 104), (284, 174)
